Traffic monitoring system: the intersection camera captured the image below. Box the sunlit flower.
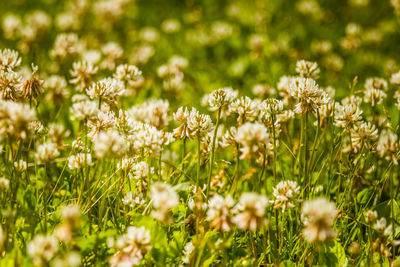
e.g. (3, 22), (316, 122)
(301, 198), (337, 243)
(232, 192), (269, 231)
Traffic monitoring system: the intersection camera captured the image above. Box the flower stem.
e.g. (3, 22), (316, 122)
(206, 107), (221, 199)
(197, 137), (201, 186)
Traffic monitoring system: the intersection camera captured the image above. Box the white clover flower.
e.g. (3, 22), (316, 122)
(0, 49), (21, 71)
(296, 60), (320, 80)
(161, 18), (181, 33)
(236, 122), (270, 160)
(207, 87), (238, 111)
(27, 235), (58, 265)
(118, 157), (137, 172)
(364, 88), (386, 106)
(2, 15), (22, 40)
(52, 252), (81, 267)
(182, 242), (195, 264)
(122, 192), (145, 207)
(334, 102), (363, 128)
(129, 123), (174, 156)
(289, 77), (329, 114)
(187, 108), (214, 138)
(129, 99), (169, 129)
(35, 142), (60, 164)
(100, 42), (123, 70)
(207, 194), (236, 232)
(252, 84), (276, 97)
(109, 226), (152, 267)
(114, 64), (142, 93)
(232, 192), (269, 231)
(86, 78), (125, 106)
(364, 210), (378, 223)
(390, 71), (400, 85)
(301, 198), (337, 243)
(377, 129), (399, 164)
(68, 153), (92, 170)
(272, 180), (300, 212)
(277, 75), (297, 106)
(93, 130), (126, 158)
(51, 33), (82, 59)
(0, 177), (10, 190)
(132, 161), (149, 179)
(365, 77), (388, 91)
(350, 121), (378, 151)
(70, 60), (98, 91)
(70, 96), (98, 121)
(0, 100), (36, 140)
(373, 217), (392, 237)
(14, 159), (27, 172)
(173, 106), (191, 139)
(87, 109), (116, 140)
(220, 126), (237, 148)
(150, 182), (179, 223)
(229, 96), (258, 124)
(0, 69), (22, 101)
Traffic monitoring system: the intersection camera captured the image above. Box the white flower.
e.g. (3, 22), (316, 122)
(35, 142), (60, 164)
(207, 194), (236, 232)
(182, 242), (194, 264)
(236, 122), (270, 160)
(150, 182), (179, 223)
(27, 235), (58, 265)
(207, 87), (238, 111)
(0, 48), (21, 71)
(295, 60), (320, 79)
(229, 96), (258, 123)
(232, 192), (269, 231)
(86, 78), (125, 106)
(301, 198), (337, 243)
(68, 153), (92, 169)
(132, 161), (149, 179)
(70, 96), (98, 121)
(187, 108), (214, 138)
(109, 226), (152, 267)
(93, 130), (126, 158)
(377, 129), (399, 164)
(272, 181), (300, 212)
(334, 101), (363, 128)
(289, 77), (329, 114)
(129, 99), (169, 129)
(122, 192), (145, 207)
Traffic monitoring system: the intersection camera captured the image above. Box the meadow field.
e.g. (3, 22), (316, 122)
(0, 0), (400, 266)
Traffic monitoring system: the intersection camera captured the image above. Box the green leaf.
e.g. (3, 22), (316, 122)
(356, 188), (374, 205)
(328, 241), (348, 267)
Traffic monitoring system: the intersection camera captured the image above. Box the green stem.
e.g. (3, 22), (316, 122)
(272, 115), (277, 184)
(303, 112), (309, 199)
(197, 137), (201, 186)
(206, 107), (221, 199)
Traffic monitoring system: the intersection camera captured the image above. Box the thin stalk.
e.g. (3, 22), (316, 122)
(259, 147), (267, 192)
(368, 222), (373, 266)
(182, 138), (187, 172)
(391, 167), (395, 260)
(206, 107), (221, 199)
(196, 137), (201, 185)
(298, 114), (304, 185)
(231, 143), (240, 196)
(309, 110), (320, 176)
(98, 97), (102, 109)
(249, 232), (257, 259)
(272, 115), (277, 184)
(303, 112), (309, 199)
(158, 150), (162, 180)
(274, 209), (280, 263)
